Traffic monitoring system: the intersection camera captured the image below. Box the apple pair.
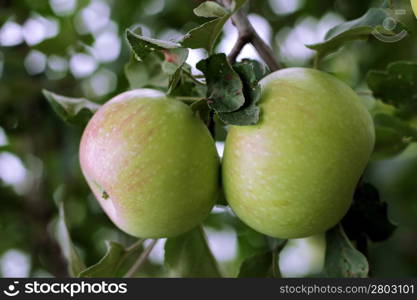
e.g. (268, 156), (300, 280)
(79, 68), (375, 239)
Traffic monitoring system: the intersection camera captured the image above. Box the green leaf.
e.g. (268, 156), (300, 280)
(342, 183), (396, 242)
(325, 225), (369, 278)
(238, 238), (286, 278)
(167, 64), (207, 97)
(181, 0), (247, 53)
(78, 241), (125, 278)
(307, 8), (408, 58)
(218, 105), (260, 126)
(124, 53), (169, 90)
(181, 11), (230, 53)
(197, 53), (245, 113)
(43, 90), (100, 126)
(373, 127), (411, 159)
(125, 28), (189, 92)
(217, 59), (268, 125)
(238, 251), (274, 278)
(235, 220), (270, 262)
(193, 1), (229, 18)
(367, 61), (417, 113)
(372, 113), (417, 159)
(233, 60), (263, 102)
(164, 226), (221, 277)
(237, 58), (270, 82)
(56, 202), (86, 277)
(126, 28), (188, 63)
(78, 240), (143, 278)
(190, 99), (211, 124)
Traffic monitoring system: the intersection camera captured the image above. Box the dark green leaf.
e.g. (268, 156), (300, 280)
(325, 225), (369, 278)
(190, 99), (211, 124)
(367, 61), (417, 113)
(167, 64), (207, 97)
(236, 59), (270, 82)
(233, 61), (262, 104)
(197, 53), (245, 113)
(373, 127), (411, 159)
(238, 251), (274, 278)
(238, 239), (285, 278)
(217, 59), (268, 125)
(164, 226), (221, 277)
(218, 106), (260, 125)
(56, 202), (86, 277)
(193, 1), (229, 18)
(342, 183), (396, 242)
(235, 220), (270, 262)
(78, 241), (125, 278)
(43, 90), (100, 126)
(213, 115), (228, 141)
(307, 8), (408, 58)
(78, 240), (144, 278)
(234, 219), (283, 277)
(215, 185), (228, 206)
(372, 113), (417, 159)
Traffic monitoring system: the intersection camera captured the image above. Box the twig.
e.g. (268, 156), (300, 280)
(124, 239), (158, 278)
(125, 238), (145, 252)
(228, 33), (251, 63)
(220, 0), (280, 70)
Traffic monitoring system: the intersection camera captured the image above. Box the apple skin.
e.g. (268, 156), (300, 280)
(222, 68), (375, 239)
(412, 0), (417, 18)
(79, 89), (219, 238)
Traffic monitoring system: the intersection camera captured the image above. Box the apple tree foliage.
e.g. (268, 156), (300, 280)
(2, 0), (416, 278)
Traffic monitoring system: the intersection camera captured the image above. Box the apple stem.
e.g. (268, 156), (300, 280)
(124, 239), (158, 278)
(219, 0), (281, 70)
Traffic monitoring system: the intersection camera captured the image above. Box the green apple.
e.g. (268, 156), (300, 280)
(222, 68), (375, 239)
(80, 89), (219, 238)
(412, 0), (417, 18)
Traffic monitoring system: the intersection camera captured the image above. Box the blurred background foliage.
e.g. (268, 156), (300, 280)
(0, 0), (416, 277)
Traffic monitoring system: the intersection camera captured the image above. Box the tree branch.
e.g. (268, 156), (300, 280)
(220, 0), (280, 70)
(124, 239), (158, 278)
(125, 238), (145, 252)
(228, 33), (251, 64)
